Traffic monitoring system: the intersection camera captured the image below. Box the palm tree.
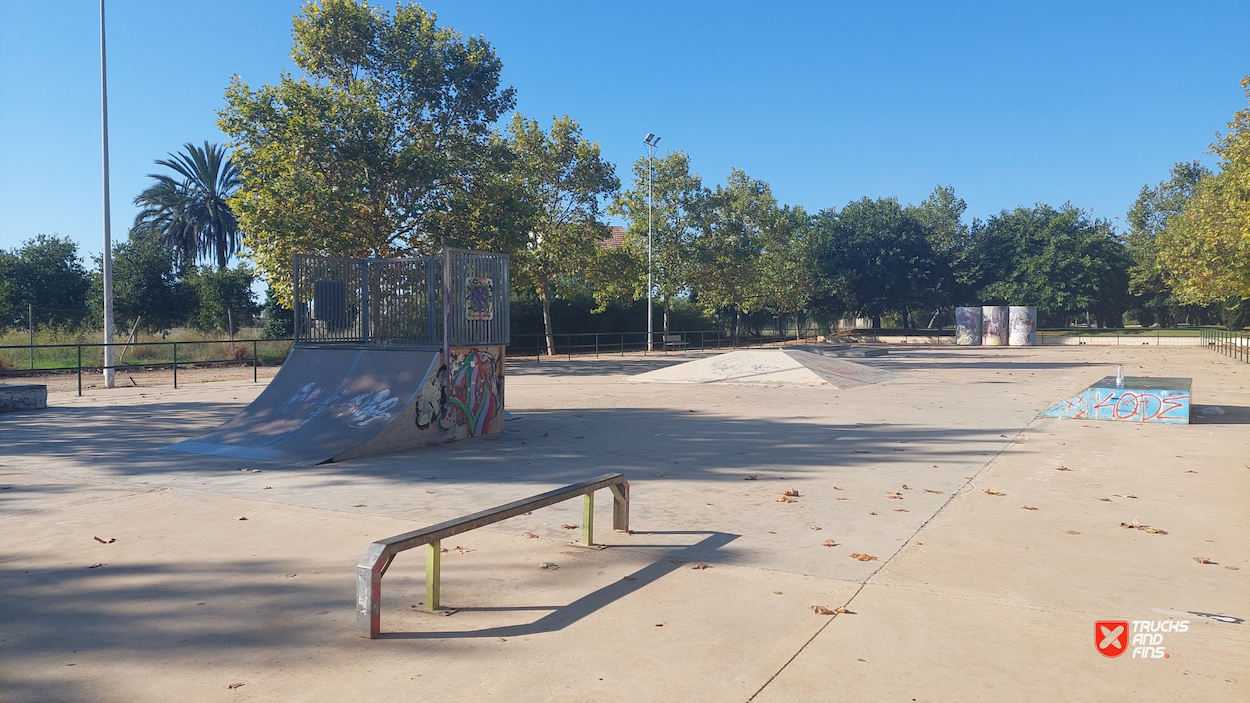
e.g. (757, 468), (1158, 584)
(133, 141), (242, 270)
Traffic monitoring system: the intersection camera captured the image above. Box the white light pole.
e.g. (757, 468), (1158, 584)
(643, 133), (660, 352)
(100, 0), (115, 388)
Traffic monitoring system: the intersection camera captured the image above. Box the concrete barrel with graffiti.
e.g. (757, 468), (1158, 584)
(981, 306), (1009, 346)
(955, 307), (982, 345)
(1009, 306), (1037, 346)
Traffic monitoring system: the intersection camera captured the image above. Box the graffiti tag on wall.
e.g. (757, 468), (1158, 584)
(466, 277), (493, 321)
(955, 307), (981, 345)
(413, 346), (504, 439)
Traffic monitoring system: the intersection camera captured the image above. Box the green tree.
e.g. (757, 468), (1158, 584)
(1126, 161), (1213, 326)
(1157, 77), (1250, 307)
(911, 185), (970, 325)
(0, 235), (92, 328)
(133, 141), (242, 270)
(608, 150), (705, 335)
(219, 0), (517, 303)
(184, 265), (260, 335)
(969, 204), (1129, 326)
(261, 285), (294, 338)
(109, 229), (194, 333)
(508, 114), (619, 355)
(813, 197), (940, 328)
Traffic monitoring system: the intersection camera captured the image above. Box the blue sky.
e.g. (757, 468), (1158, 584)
(1, 0), (1247, 264)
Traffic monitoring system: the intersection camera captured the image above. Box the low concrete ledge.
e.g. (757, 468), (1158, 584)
(0, 384), (48, 413)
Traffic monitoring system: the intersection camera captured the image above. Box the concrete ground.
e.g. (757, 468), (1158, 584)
(0, 345), (1246, 702)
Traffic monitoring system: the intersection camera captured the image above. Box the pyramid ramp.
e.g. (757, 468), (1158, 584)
(1039, 376), (1191, 424)
(632, 349), (901, 388)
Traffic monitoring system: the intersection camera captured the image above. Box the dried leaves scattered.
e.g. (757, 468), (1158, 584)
(351, 504), (367, 508)
(86, 563), (104, 569)
(93, 536), (115, 544)
(691, 563), (711, 570)
(1194, 557), (1215, 565)
(777, 489), (801, 503)
(850, 553), (877, 562)
(983, 489), (1005, 496)
(1121, 521), (1168, 535)
(781, 489), (801, 497)
(1112, 494), (1138, 499)
(1056, 466), (1072, 471)
(744, 475), (758, 481)
(226, 682), (245, 690)
(539, 562), (558, 570)
(809, 526), (822, 531)
(1022, 506), (1039, 511)
(811, 605), (835, 615)
(523, 532), (539, 539)
(887, 492), (903, 500)
(237, 517), (248, 521)
(560, 524), (578, 530)
(923, 489), (944, 494)
(823, 539), (839, 547)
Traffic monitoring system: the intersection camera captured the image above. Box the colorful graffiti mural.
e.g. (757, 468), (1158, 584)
(1009, 306), (1037, 346)
(1040, 377), (1191, 424)
(412, 345), (505, 440)
(982, 306), (1009, 346)
(465, 277), (494, 321)
(955, 307), (982, 345)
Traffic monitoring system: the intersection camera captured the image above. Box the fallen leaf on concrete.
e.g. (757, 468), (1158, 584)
(284, 573), (297, 578)
(744, 475), (758, 480)
(351, 504), (367, 508)
(86, 563), (104, 569)
(1194, 557), (1215, 565)
(560, 524), (578, 530)
(1056, 466), (1072, 471)
(1022, 506), (1039, 511)
(655, 623), (664, 627)
(834, 606), (848, 614)
(1066, 530), (1081, 535)
(832, 486), (843, 490)
(868, 511), (877, 515)
(893, 508), (908, 512)
(887, 492), (903, 499)
(263, 486), (272, 490)
(1112, 494), (1138, 499)
(523, 532), (538, 539)
(773, 591), (783, 594)
(777, 495), (797, 503)
(924, 489), (943, 494)
(651, 471), (665, 477)
(781, 489), (801, 497)
(823, 539), (839, 547)
(811, 605), (835, 615)
(226, 683), (245, 690)
(983, 489), (1005, 496)
(1184, 470), (1198, 474)
(892, 448), (906, 451)
(1000, 434), (1008, 438)
(1226, 566), (1240, 570)
(809, 526), (822, 530)
(901, 485), (911, 490)
(836, 497), (849, 501)
(1120, 521), (1168, 535)
(574, 436), (584, 439)
(237, 517), (248, 521)
(539, 562), (558, 570)
(1096, 498), (1112, 502)
(93, 536), (115, 544)
(850, 553), (878, 561)
(691, 563), (711, 570)
(854, 450), (870, 454)
(452, 546), (475, 554)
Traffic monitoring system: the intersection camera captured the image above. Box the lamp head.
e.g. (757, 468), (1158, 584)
(644, 133), (655, 143)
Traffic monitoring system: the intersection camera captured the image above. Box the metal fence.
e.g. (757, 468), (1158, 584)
(293, 249), (509, 348)
(1200, 328), (1249, 363)
(0, 339), (294, 396)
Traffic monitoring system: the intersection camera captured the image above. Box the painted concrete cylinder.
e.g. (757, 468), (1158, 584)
(982, 306), (1009, 346)
(955, 307), (982, 345)
(1009, 306), (1037, 346)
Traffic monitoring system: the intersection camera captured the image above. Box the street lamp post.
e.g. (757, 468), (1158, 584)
(100, 0), (115, 388)
(643, 133), (661, 352)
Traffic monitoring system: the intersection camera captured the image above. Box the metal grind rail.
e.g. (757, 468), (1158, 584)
(356, 473), (630, 639)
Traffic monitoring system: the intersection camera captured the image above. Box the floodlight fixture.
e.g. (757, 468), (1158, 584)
(652, 136), (661, 146)
(644, 133), (655, 143)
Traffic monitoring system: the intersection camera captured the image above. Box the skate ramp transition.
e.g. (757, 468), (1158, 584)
(633, 349), (901, 389)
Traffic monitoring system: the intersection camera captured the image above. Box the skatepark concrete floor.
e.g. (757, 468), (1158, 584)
(1, 345), (1247, 702)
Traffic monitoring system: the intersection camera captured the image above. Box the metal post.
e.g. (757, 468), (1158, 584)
(359, 260), (369, 344)
(292, 255), (301, 346)
(77, 345), (82, 396)
(100, 0), (115, 389)
(647, 146), (653, 353)
(28, 304), (34, 369)
(253, 340), (258, 382)
(610, 482), (630, 532)
(442, 250), (451, 391)
(426, 540), (441, 612)
(172, 342), (177, 388)
(582, 492), (594, 547)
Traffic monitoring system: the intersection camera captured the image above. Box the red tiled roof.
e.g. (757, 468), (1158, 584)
(600, 225), (626, 249)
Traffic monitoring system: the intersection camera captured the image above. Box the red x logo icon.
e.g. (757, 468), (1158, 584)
(1096, 621), (1129, 658)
